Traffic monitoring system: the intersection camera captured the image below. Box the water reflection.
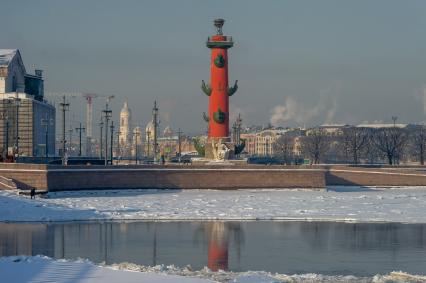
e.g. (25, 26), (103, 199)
(193, 222), (244, 271)
(0, 221), (425, 276)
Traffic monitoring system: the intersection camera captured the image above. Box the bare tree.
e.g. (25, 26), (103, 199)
(411, 125), (426, 165)
(273, 135), (294, 165)
(373, 127), (407, 165)
(300, 128), (330, 164)
(363, 136), (383, 164)
(342, 127), (370, 164)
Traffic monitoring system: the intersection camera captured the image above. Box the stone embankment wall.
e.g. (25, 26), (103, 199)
(1, 164), (426, 191)
(0, 163), (47, 190)
(45, 166), (325, 191)
(326, 166), (426, 186)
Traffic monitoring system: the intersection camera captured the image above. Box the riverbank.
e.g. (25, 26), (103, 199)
(1, 187), (426, 223)
(1, 256), (425, 283)
(0, 256), (214, 283)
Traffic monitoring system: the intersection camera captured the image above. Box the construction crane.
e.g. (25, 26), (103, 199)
(46, 92), (114, 140)
(82, 93), (114, 139)
(85, 93), (114, 139)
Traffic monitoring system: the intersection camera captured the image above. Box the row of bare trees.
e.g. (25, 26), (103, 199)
(273, 126), (426, 165)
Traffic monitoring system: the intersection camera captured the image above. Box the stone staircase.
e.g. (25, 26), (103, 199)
(0, 175), (17, 190)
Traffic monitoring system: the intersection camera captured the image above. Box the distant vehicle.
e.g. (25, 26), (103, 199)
(169, 155), (193, 164)
(247, 157), (282, 165)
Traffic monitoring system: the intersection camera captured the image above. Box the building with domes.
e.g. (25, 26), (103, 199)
(118, 100), (131, 156)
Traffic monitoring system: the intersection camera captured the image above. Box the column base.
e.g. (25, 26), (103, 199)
(205, 137), (235, 160)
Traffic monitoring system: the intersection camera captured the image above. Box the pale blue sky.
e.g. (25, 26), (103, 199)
(3, 0), (426, 134)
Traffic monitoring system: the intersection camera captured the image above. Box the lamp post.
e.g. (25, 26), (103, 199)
(110, 121), (114, 165)
(68, 126), (73, 156)
(102, 104), (112, 166)
(59, 96), (70, 165)
(13, 95), (21, 160)
(75, 123), (86, 157)
(232, 122), (237, 143)
(1, 111), (10, 159)
(135, 129), (140, 165)
(177, 128), (183, 164)
(99, 119), (104, 159)
(152, 101), (159, 164)
(116, 130), (121, 165)
(146, 130), (151, 158)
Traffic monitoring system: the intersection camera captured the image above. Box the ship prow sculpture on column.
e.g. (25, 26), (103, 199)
(198, 18), (244, 163)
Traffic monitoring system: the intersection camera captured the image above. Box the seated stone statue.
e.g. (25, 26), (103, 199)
(212, 138), (230, 161)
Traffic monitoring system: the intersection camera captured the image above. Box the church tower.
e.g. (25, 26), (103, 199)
(119, 100), (131, 148)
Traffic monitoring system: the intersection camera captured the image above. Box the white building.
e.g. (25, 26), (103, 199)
(118, 100), (131, 156)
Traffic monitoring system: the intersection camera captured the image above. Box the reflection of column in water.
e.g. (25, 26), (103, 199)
(207, 222), (229, 271)
(61, 225), (65, 258)
(194, 221), (244, 272)
(152, 224), (157, 266)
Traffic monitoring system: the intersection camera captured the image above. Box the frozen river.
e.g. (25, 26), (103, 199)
(2, 187), (426, 222)
(1, 221), (426, 279)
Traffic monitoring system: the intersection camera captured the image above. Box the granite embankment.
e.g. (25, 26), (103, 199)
(0, 163), (426, 191)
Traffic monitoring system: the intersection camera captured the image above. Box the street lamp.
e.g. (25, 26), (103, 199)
(1, 111), (9, 159)
(146, 130), (151, 158)
(13, 95), (21, 160)
(116, 130), (121, 165)
(135, 129), (141, 165)
(152, 101), (159, 164)
(110, 121), (114, 165)
(177, 128), (183, 164)
(59, 96), (70, 165)
(75, 123), (86, 157)
(102, 104), (112, 166)
(99, 119), (104, 159)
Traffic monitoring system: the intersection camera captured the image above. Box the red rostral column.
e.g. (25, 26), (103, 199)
(202, 19), (238, 140)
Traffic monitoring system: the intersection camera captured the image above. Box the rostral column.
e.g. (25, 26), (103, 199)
(202, 19), (238, 142)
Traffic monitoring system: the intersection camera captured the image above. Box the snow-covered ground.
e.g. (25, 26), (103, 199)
(1, 187), (426, 223)
(1, 256), (425, 283)
(0, 256), (213, 283)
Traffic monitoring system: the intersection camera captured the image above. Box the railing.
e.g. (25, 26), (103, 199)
(207, 36), (233, 43)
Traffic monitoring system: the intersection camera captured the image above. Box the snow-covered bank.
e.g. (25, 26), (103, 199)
(0, 256), (213, 283)
(1, 187), (426, 223)
(1, 256), (425, 283)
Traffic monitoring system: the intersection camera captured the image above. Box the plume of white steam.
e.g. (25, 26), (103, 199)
(325, 98), (338, 124)
(270, 95), (338, 126)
